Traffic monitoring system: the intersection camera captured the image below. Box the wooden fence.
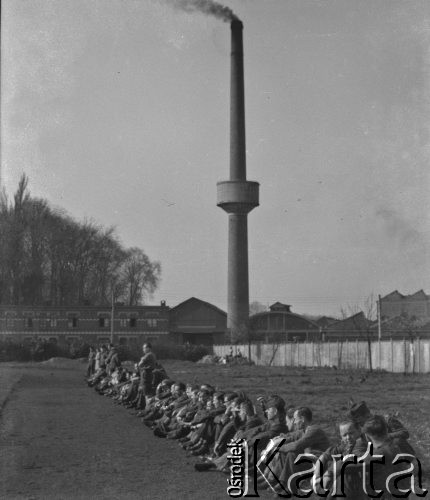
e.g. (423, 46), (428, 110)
(213, 339), (430, 373)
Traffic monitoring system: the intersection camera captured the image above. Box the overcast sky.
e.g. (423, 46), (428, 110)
(2, 0), (429, 317)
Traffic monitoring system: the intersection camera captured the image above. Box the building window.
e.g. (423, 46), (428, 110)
(68, 317), (78, 328)
(146, 319), (157, 328)
(130, 317), (137, 328)
(99, 317), (110, 328)
(5, 315), (15, 328)
(40, 315), (58, 329)
(26, 317), (33, 329)
(49, 318), (58, 328)
(145, 311), (159, 318)
(119, 318), (127, 328)
(119, 337), (127, 345)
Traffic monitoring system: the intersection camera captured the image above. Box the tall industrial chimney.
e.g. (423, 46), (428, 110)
(217, 20), (259, 343)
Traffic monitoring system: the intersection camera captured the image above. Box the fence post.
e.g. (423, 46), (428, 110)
(391, 338), (394, 372)
(403, 338), (407, 374)
(345, 339), (349, 369)
(284, 342), (287, 369)
(378, 339), (381, 371)
(356, 339), (359, 369)
(311, 341), (314, 368)
(365, 341), (369, 370)
(304, 341), (307, 367)
(417, 338), (421, 373)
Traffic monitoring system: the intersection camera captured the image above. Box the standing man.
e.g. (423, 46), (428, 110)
(135, 342), (156, 410)
(86, 346), (96, 378)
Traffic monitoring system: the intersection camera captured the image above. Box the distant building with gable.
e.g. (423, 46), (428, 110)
(249, 302), (320, 342)
(380, 290), (430, 321)
(324, 312), (371, 340)
(168, 297), (227, 345)
(0, 297), (228, 347)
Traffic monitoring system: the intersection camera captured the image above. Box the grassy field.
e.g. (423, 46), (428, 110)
(0, 358), (428, 497)
(164, 360), (430, 469)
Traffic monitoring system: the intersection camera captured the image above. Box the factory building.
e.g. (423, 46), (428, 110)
(380, 290), (430, 321)
(249, 302), (320, 342)
(0, 299), (227, 346)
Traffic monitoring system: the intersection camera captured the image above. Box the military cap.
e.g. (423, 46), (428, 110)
(348, 401), (371, 420)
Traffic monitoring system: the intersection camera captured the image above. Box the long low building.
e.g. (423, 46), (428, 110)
(0, 299), (322, 346)
(0, 302), (171, 346)
(0, 298), (227, 347)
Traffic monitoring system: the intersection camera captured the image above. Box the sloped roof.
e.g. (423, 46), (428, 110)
(171, 297), (226, 317)
(326, 311), (370, 332)
(381, 290), (404, 301)
(315, 316), (337, 328)
(408, 290), (428, 300)
(381, 289), (429, 301)
(250, 309), (320, 330)
(269, 302), (291, 311)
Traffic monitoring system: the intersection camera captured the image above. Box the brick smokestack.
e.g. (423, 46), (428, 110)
(217, 20), (259, 343)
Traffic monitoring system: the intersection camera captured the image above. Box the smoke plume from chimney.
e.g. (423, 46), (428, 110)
(167, 0), (239, 22)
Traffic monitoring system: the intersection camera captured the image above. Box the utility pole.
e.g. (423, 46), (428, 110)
(377, 294), (382, 341)
(110, 288), (114, 344)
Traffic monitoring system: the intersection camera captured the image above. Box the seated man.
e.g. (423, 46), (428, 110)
(211, 393), (241, 456)
(348, 401), (415, 455)
(100, 366), (127, 396)
(166, 386), (201, 440)
(313, 420), (367, 499)
(153, 382), (189, 437)
(361, 415), (409, 498)
(184, 391), (226, 456)
(141, 379), (175, 427)
(194, 399), (262, 472)
(245, 395), (289, 452)
(181, 389), (215, 451)
(259, 407), (330, 495)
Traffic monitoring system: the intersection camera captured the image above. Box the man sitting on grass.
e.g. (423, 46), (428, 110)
(348, 401), (415, 455)
(361, 415), (407, 498)
(313, 419), (367, 499)
(194, 398), (262, 472)
(258, 407), (329, 495)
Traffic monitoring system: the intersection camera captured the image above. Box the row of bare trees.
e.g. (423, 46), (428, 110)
(0, 175), (161, 306)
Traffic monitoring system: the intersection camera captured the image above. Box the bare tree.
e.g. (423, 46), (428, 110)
(340, 293), (377, 371)
(0, 175), (162, 306)
(118, 247), (161, 305)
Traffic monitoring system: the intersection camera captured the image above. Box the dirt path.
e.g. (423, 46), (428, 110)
(0, 364), (231, 500)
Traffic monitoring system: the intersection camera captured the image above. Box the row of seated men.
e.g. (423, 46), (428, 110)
(86, 342), (165, 410)
(86, 365), (421, 498)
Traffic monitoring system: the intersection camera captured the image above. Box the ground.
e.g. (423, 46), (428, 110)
(0, 359), (429, 499)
